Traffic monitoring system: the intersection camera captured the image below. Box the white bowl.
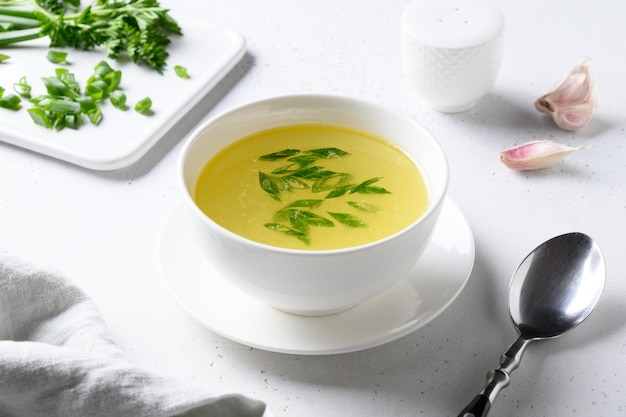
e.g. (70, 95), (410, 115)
(178, 94), (448, 316)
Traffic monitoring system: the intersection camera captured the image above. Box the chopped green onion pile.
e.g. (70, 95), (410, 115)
(0, 49), (191, 130)
(0, 58), (159, 130)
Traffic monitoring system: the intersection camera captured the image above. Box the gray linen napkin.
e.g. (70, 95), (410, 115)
(0, 250), (270, 417)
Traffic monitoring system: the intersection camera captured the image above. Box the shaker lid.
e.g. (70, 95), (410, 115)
(401, 0), (504, 49)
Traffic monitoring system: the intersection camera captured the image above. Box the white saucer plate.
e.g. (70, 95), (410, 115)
(157, 199), (475, 355)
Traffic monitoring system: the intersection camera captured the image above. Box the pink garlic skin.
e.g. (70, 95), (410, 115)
(500, 140), (587, 171)
(534, 58), (595, 131)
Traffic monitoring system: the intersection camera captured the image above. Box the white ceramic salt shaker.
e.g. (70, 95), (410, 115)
(401, 0), (504, 113)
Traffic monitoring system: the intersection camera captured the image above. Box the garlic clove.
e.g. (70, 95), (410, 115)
(534, 57), (595, 131)
(500, 140), (587, 171)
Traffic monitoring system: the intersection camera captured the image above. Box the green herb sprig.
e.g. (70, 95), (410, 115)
(258, 148), (391, 246)
(0, 0), (182, 73)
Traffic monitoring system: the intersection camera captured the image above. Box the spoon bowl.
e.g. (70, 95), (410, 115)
(510, 232), (605, 340)
(458, 232), (605, 417)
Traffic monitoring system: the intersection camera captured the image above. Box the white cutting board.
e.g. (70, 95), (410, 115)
(0, 18), (246, 170)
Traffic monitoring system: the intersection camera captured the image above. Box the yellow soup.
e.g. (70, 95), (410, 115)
(195, 124), (429, 250)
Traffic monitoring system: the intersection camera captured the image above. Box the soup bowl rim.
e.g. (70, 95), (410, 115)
(177, 92), (449, 256)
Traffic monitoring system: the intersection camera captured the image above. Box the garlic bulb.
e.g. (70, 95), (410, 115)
(500, 140), (587, 171)
(534, 58), (595, 131)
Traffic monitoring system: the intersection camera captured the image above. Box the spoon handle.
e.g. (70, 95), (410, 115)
(457, 337), (531, 417)
(457, 394), (491, 417)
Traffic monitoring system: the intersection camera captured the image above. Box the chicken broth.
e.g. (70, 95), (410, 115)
(194, 124), (429, 250)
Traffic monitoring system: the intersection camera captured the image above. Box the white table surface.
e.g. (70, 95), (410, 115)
(2, 1), (625, 416)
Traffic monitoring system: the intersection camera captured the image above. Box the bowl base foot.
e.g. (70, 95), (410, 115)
(272, 304), (356, 317)
(430, 101), (476, 113)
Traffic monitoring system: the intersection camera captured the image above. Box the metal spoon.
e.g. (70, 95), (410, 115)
(457, 232), (605, 417)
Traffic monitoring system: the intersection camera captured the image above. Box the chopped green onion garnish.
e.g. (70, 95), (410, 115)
(93, 60), (114, 78)
(327, 212), (366, 228)
(260, 149), (301, 160)
(13, 76), (31, 98)
(85, 82), (105, 100)
(0, 54), (10, 63)
(75, 96), (98, 113)
(47, 50), (68, 64)
(0, 94), (21, 110)
(103, 70), (122, 92)
(347, 201), (379, 213)
(257, 147), (391, 245)
(27, 108), (52, 128)
(87, 107), (103, 125)
(29, 95), (53, 107)
(44, 99), (81, 115)
(51, 115), (65, 130)
(55, 68), (69, 76)
(134, 97), (152, 115)
(55, 70), (80, 93)
(174, 65), (189, 78)
(109, 90), (128, 110)
(41, 77), (70, 97)
(64, 114), (80, 129)
(4, 53), (156, 129)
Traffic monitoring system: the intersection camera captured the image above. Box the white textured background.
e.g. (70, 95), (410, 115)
(1, 1), (625, 416)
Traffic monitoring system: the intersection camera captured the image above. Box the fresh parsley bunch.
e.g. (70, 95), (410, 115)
(0, 0), (182, 72)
